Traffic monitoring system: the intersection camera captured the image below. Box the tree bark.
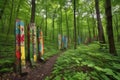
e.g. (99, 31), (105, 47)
(65, 9), (69, 43)
(89, 7), (96, 37)
(87, 18), (91, 42)
(45, 6), (48, 39)
(105, 0), (117, 56)
(52, 15), (55, 40)
(60, 6), (63, 36)
(30, 0), (35, 23)
(74, 0), (77, 49)
(114, 15), (119, 41)
(95, 0), (105, 44)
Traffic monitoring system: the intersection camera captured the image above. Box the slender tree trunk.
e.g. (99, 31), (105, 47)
(89, 7), (96, 37)
(74, 0), (77, 49)
(105, 0), (117, 56)
(95, 0), (105, 44)
(45, 6), (48, 39)
(29, 0), (36, 64)
(58, 20), (61, 34)
(77, 16), (80, 37)
(52, 16), (55, 40)
(115, 15), (119, 41)
(60, 6), (63, 36)
(65, 9), (69, 43)
(87, 18), (91, 42)
(30, 0), (35, 23)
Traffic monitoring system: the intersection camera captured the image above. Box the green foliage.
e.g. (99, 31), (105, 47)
(43, 40), (59, 60)
(0, 34), (15, 73)
(46, 42), (120, 80)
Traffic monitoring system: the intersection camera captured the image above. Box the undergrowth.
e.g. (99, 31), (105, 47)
(45, 42), (120, 80)
(0, 34), (59, 73)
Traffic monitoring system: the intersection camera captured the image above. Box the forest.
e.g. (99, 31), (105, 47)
(0, 0), (120, 80)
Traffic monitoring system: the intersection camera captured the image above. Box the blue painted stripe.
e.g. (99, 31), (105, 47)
(19, 21), (24, 27)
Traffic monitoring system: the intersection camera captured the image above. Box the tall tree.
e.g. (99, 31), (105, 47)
(65, 8), (69, 43)
(95, 0), (105, 44)
(30, 0), (35, 23)
(73, 0), (77, 49)
(105, 0), (117, 55)
(45, 3), (48, 39)
(60, 6), (63, 35)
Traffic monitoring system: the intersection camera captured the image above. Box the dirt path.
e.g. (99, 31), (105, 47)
(2, 51), (62, 80)
(0, 51), (64, 80)
(25, 53), (60, 80)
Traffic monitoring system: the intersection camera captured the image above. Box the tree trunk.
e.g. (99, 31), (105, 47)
(45, 6), (48, 39)
(30, 0), (35, 23)
(105, 0), (117, 56)
(115, 15), (119, 41)
(29, 0), (36, 64)
(74, 0), (77, 49)
(77, 15), (80, 37)
(87, 18), (91, 42)
(89, 7), (96, 37)
(65, 9), (69, 43)
(95, 0), (105, 44)
(52, 16), (55, 40)
(60, 6), (63, 36)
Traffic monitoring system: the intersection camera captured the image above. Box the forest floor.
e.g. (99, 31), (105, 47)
(0, 51), (64, 80)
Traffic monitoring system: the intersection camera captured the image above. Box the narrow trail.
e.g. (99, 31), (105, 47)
(26, 53), (60, 80)
(0, 51), (65, 80)
(18, 51), (63, 80)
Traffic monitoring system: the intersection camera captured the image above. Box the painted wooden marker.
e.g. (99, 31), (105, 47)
(38, 30), (44, 58)
(58, 34), (62, 50)
(30, 23), (37, 63)
(32, 23), (37, 62)
(19, 21), (26, 68)
(29, 24), (33, 63)
(64, 36), (68, 49)
(15, 19), (21, 73)
(15, 20), (26, 73)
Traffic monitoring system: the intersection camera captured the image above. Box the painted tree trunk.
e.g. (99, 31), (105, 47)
(30, 23), (37, 62)
(15, 19), (26, 74)
(38, 30), (44, 58)
(19, 21), (26, 70)
(15, 19), (21, 74)
(33, 23), (37, 62)
(64, 36), (68, 49)
(58, 34), (62, 50)
(27, 24), (30, 62)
